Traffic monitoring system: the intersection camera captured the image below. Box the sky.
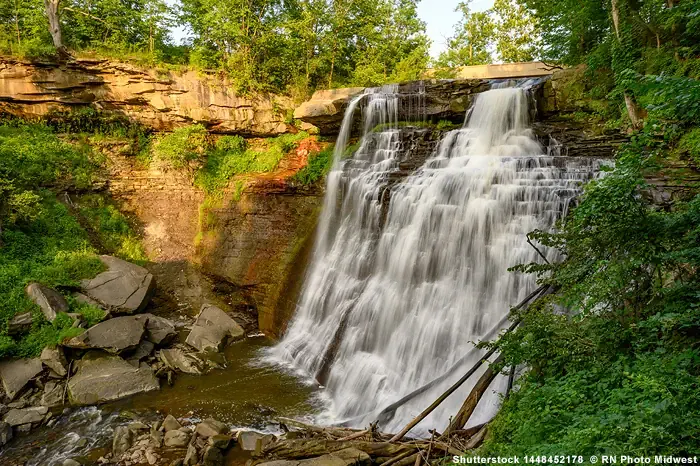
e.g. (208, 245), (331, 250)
(417, 0), (494, 59)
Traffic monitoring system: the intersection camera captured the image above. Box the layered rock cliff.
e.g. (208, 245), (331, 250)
(0, 57), (293, 136)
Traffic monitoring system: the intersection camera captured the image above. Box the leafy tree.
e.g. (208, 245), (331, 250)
(435, 1), (495, 68)
(491, 0), (540, 63)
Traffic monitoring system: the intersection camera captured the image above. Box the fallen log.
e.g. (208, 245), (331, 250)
(464, 424), (488, 450)
(262, 439), (407, 460)
(444, 354), (504, 435)
(389, 285), (551, 442)
(376, 284), (550, 430)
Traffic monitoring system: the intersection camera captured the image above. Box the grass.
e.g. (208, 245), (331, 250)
(152, 124), (210, 170)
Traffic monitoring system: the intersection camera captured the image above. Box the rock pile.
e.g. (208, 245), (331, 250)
(0, 255), (247, 446)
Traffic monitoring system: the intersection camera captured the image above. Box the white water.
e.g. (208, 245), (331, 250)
(267, 82), (602, 436)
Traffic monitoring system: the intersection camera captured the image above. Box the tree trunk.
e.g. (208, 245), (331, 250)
(610, 0), (644, 129)
(44, 0), (69, 58)
(444, 354), (503, 434)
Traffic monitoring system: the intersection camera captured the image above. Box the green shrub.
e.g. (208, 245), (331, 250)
(678, 128), (700, 166)
(153, 124), (210, 169)
(292, 145), (335, 185)
(195, 132), (308, 194)
(76, 194), (148, 264)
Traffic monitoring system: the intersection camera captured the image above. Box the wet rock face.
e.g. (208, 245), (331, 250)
(0, 58), (293, 137)
(293, 80), (489, 134)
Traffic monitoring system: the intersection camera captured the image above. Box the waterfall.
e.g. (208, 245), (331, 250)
(266, 82), (603, 436)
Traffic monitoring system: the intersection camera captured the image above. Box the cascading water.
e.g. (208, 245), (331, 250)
(266, 81), (603, 435)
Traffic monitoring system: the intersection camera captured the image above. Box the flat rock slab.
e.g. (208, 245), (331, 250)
(186, 304), (244, 352)
(3, 406), (48, 426)
(40, 346), (68, 377)
(64, 315), (147, 354)
(25, 282), (68, 322)
(67, 354), (159, 405)
(80, 255), (155, 314)
(8, 312), (33, 335)
(259, 448), (371, 466)
(0, 358), (43, 400)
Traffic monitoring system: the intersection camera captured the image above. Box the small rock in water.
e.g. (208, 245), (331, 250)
(195, 418), (227, 438)
(237, 430), (275, 452)
(113, 425), (134, 456)
(164, 429), (190, 447)
(163, 414), (182, 432)
(62, 460), (81, 466)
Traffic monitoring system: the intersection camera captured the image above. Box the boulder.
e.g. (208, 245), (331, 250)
(3, 406), (48, 426)
(64, 315), (147, 354)
(67, 354), (159, 405)
(25, 282), (68, 322)
(184, 443), (198, 466)
(257, 448), (371, 466)
(113, 425), (133, 456)
(0, 421), (12, 447)
(41, 346), (68, 377)
(7, 312), (33, 335)
(162, 414), (182, 432)
(143, 314), (177, 346)
(80, 255), (155, 314)
(164, 429), (190, 447)
(208, 434), (231, 449)
(237, 430), (275, 453)
(203, 446), (224, 466)
(0, 358), (43, 400)
(40, 380), (65, 407)
(195, 418), (227, 438)
(127, 340), (155, 365)
(159, 348), (203, 375)
(185, 304), (244, 352)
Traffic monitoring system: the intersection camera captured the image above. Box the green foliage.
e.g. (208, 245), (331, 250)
(435, 0), (540, 69)
(0, 194), (104, 358)
(679, 129), (700, 166)
(152, 124), (209, 169)
(194, 132), (309, 194)
(292, 144), (334, 185)
(484, 118), (700, 454)
(76, 194), (148, 264)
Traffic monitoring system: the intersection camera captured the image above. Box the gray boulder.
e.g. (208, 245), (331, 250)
(40, 380), (65, 407)
(25, 282), (68, 322)
(63, 316), (147, 354)
(0, 421), (12, 447)
(67, 354), (159, 405)
(195, 418), (227, 438)
(127, 340), (155, 366)
(143, 314), (177, 346)
(3, 406), (48, 426)
(80, 255), (155, 314)
(162, 414), (182, 432)
(0, 358), (42, 400)
(164, 429), (190, 447)
(237, 430), (275, 452)
(41, 346), (68, 377)
(113, 425), (133, 456)
(7, 312), (33, 335)
(185, 304), (244, 352)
